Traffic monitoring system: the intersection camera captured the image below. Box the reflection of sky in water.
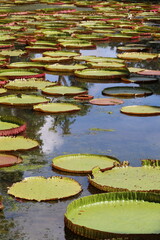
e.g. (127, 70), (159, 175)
(38, 116), (64, 154)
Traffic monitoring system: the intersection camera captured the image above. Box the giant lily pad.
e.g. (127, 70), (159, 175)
(117, 52), (158, 60)
(120, 105), (160, 116)
(65, 191), (160, 239)
(0, 153), (22, 167)
(8, 176), (82, 201)
(5, 79), (57, 91)
(0, 94), (49, 106)
(137, 70), (160, 76)
(0, 69), (45, 79)
(42, 86), (87, 96)
(31, 56), (72, 63)
(52, 154), (120, 173)
(33, 102), (80, 114)
(0, 50), (27, 57)
(0, 115), (26, 136)
(102, 86), (153, 98)
(45, 63), (87, 72)
(74, 69), (128, 79)
(122, 76), (158, 84)
(89, 162), (160, 192)
(0, 88), (7, 95)
(7, 62), (44, 69)
(0, 136), (39, 151)
(43, 50), (80, 58)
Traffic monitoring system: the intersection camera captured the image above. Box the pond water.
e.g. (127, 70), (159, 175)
(0, 1), (160, 240)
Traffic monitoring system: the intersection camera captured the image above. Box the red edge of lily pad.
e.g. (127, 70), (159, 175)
(0, 123), (27, 136)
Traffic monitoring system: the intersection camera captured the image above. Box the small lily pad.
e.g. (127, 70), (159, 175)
(89, 98), (124, 106)
(102, 86), (153, 98)
(8, 176), (82, 201)
(33, 102), (80, 114)
(121, 105), (160, 116)
(42, 86), (87, 96)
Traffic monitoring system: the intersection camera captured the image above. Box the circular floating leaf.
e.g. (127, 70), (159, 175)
(117, 52), (158, 60)
(5, 80), (57, 91)
(122, 76), (158, 84)
(0, 136), (39, 151)
(65, 192), (160, 238)
(121, 105), (160, 116)
(0, 153), (22, 167)
(73, 94), (94, 101)
(60, 41), (96, 49)
(0, 88), (7, 94)
(89, 165), (160, 192)
(0, 69), (45, 79)
(0, 115), (26, 136)
(45, 63), (87, 72)
(117, 45), (149, 52)
(34, 102), (80, 114)
(7, 62), (44, 69)
(43, 50), (80, 58)
(89, 98), (124, 106)
(74, 69), (128, 79)
(88, 62), (126, 70)
(31, 56), (72, 64)
(42, 86), (87, 96)
(0, 94), (49, 106)
(137, 70), (160, 76)
(0, 50), (26, 57)
(102, 86), (153, 98)
(52, 154), (119, 173)
(8, 176), (82, 201)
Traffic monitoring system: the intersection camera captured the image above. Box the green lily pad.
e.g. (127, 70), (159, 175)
(0, 88), (7, 94)
(0, 94), (49, 106)
(8, 176), (82, 201)
(74, 56), (125, 63)
(89, 163), (160, 192)
(5, 79), (57, 91)
(102, 86), (153, 98)
(42, 86), (87, 96)
(0, 69), (45, 79)
(33, 102), (80, 114)
(43, 50), (80, 58)
(88, 62), (126, 70)
(0, 50), (27, 57)
(7, 62), (44, 69)
(120, 105), (160, 116)
(65, 191), (160, 238)
(0, 136), (39, 151)
(52, 154), (120, 173)
(117, 52), (158, 60)
(0, 153), (22, 168)
(122, 76), (158, 84)
(45, 63), (87, 72)
(74, 69), (128, 79)
(60, 41), (96, 49)
(31, 56), (72, 63)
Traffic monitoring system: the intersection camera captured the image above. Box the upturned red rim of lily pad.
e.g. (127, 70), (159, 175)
(73, 94), (94, 101)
